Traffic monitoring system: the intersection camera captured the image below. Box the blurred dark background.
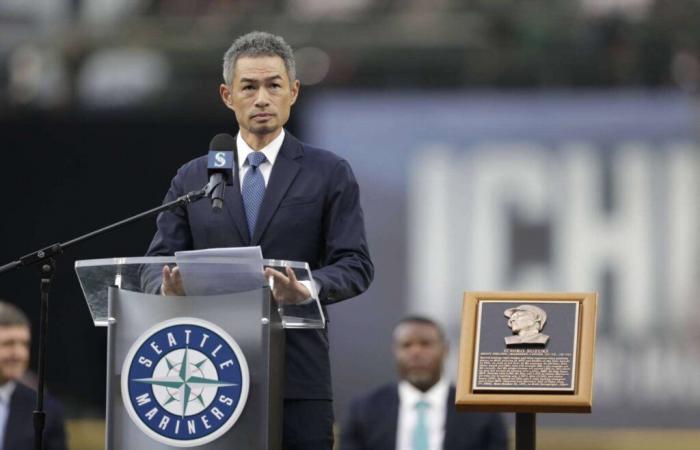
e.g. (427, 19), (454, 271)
(1, 1), (699, 449)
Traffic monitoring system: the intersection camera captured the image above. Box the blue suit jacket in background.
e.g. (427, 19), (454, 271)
(340, 384), (508, 450)
(3, 383), (67, 450)
(145, 131), (374, 399)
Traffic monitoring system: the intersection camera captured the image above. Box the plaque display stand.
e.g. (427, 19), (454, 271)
(456, 291), (597, 450)
(75, 256), (325, 450)
(516, 412), (535, 450)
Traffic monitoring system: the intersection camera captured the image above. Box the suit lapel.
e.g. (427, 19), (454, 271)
(442, 386), (458, 449)
(251, 133), (302, 244)
(224, 141), (251, 244)
(384, 385), (400, 449)
(5, 384), (32, 449)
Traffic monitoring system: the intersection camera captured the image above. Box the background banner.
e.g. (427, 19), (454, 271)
(302, 90), (700, 426)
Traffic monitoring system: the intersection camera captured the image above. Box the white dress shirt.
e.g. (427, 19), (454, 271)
(236, 129), (285, 189)
(0, 381), (17, 450)
(396, 377), (449, 450)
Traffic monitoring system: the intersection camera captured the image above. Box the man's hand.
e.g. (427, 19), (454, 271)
(161, 265), (185, 296)
(264, 266), (311, 304)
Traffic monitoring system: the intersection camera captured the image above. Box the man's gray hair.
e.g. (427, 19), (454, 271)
(222, 31), (296, 86)
(0, 301), (30, 328)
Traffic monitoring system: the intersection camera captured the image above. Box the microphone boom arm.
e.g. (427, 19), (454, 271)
(0, 184), (208, 275)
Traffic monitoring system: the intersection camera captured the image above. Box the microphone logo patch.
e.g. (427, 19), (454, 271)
(214, 152), (227, 167)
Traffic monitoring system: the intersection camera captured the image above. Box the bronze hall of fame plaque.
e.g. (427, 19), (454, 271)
(472, 300), (580, 393)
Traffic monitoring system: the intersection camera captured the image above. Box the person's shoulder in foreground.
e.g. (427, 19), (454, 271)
(170, 133), (353, 186)
(6, 382), (67, 450)
(0, 300), (67, 450)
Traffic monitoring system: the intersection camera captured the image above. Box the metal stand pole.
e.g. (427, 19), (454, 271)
(33, 259), (55, 450)
(516, 412), (536, 450)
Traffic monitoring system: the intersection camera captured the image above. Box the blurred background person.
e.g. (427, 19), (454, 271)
(340, 316), (507, 450)
(0, 301), (67, 450)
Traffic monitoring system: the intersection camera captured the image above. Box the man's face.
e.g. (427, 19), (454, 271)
(393, 322), (447, 392)
(508, 310), (538, 333)
(0, 325), (30, 384)
(220, 55), (299, 138)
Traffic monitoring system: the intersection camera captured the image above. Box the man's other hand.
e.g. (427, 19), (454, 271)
(161, 265), (185, 296)
(264, 266), (311, 304)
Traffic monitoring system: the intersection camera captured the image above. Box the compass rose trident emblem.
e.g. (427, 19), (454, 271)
(121, 318), (249, 447)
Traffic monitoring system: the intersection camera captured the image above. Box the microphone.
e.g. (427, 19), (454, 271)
(206, 133), (236, 213)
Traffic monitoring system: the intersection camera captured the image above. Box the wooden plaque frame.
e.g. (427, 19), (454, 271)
(456, 291), (597, 413)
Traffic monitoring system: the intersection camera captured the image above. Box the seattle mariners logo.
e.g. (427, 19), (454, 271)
(121, 318), (249, 447)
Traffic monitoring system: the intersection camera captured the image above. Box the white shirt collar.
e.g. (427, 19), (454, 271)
(396, 377), (449, 450)
(398, 376), (449, 408)
(236, 129), (285, 170)
(0, 381), (16, 404)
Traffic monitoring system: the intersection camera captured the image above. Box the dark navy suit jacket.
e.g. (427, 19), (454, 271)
(340, 384), (507, 450)
(145, 131), (374, 399)
(3, 383), (67, 450)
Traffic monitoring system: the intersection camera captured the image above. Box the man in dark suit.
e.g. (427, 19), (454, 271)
(341, 316), (507, 450)
(145, 31), (373, 450)
(0, 301), (67, 450)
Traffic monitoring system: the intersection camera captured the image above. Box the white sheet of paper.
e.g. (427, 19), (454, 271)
(174, 246), (265, 296)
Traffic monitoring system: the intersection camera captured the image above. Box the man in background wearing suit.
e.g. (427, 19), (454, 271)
(0, 301), (66, 450)
(145, 31), (373, 450)
(340, 316), (507, 450)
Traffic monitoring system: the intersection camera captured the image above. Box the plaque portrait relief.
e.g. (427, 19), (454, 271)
(503, 305), (550, 346)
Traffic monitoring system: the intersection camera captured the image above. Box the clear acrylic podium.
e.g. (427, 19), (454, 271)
(75, 256), (325, 450)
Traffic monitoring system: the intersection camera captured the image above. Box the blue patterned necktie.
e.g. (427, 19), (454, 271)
(242, 151), (267, 239)
(412, 400), (430, 450)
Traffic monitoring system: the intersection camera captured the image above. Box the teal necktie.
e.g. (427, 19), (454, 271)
(412, 400), (430, 450)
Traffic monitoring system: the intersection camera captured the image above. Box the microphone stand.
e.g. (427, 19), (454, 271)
(0, 185), (209, 450)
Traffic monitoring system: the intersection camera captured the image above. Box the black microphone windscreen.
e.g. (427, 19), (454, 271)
(209, 133), (235, 151)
